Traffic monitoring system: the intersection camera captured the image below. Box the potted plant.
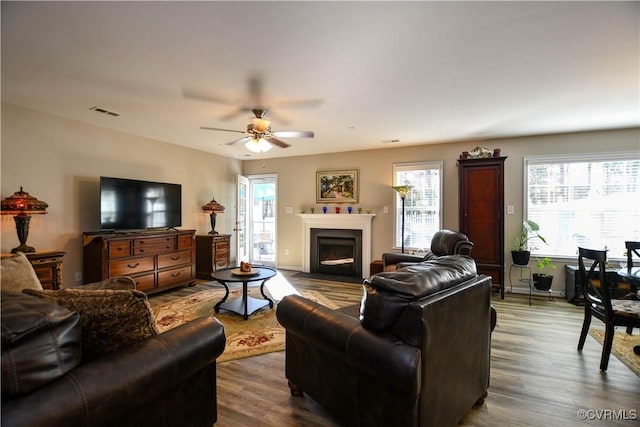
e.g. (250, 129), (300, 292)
(511, 219), (547, 265)
(533, 256), (556, 291)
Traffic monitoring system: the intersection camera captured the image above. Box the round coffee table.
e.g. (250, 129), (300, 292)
(211, 267), (276, 320)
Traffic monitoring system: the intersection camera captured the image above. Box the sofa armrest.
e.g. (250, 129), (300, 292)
(277, 295), (420, 389)
(2, 316), (226, 427)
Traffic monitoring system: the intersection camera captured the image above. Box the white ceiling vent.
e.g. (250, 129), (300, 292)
(89, 106), (120, 117)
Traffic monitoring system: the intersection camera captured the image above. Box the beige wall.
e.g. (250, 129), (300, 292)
(243, 127), (639, 294)
(2, 103), (638, 295)
(1, 104), (242, 285)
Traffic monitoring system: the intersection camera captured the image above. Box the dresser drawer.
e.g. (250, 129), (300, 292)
(157, 250), (192, 269)
(214, 241), (229, 251)
(133, 243), (174, 256)
(33, 266), (53, 282)
(158, 266), (192, 288)
(109, 241), (131, 258)
(178, 235), (193, 249)
(134, 236), (175, 248)
(215, 259), (229, 269)
(132, 273), (155, 291)
(109, 256), (155, 276)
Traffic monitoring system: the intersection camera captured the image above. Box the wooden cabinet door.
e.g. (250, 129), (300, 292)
(458, 157), (506, 297)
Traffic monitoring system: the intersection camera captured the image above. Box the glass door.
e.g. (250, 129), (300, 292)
(249, 174), (277, 267)
(236, 174), (250, 265)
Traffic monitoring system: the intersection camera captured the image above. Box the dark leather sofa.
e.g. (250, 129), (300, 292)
(276, 255), (494, 427)
(1, 291), (226, 427)
(382, 229), (474, 271)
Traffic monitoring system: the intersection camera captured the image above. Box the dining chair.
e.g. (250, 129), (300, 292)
(625, 241), (640, 270)
(577, 247), (640, 371)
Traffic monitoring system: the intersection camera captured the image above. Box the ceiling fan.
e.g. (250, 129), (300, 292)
(184, 75), (323, 124)
(200, 108), (314, 153)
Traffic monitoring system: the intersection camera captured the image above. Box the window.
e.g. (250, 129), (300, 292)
(525, 152), (640, 258)
(393, 161), (443, 251)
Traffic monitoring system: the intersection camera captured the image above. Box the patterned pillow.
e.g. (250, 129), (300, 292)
(0, 252), (43, 293)
(23, 288), (159, 362)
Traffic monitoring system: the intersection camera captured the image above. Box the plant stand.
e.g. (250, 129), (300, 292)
(509, 264), (553, 306)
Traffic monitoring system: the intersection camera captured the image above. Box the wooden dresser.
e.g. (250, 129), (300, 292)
(195, 234), (231, 279)
(82, 229), (196, 294)
(2, 250), (66, 290)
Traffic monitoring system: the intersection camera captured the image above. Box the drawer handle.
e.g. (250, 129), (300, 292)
(139, 249), (145, 253)
(171, 256), (180, 261)
(127, 262), (140, 269)
(171, 272), (181, 278)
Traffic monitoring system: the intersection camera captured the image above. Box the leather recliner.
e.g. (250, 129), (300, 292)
(276, 255), (494, 427)
(382, 229), (473, 271)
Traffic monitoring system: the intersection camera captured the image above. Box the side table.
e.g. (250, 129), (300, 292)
(195, 234), (231, 279)
(210, 267), (276, 320)
(1, 250), (65, 290)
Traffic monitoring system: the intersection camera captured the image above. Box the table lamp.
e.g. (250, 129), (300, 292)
(392, 185), (412, 253)
(1, 187), (48, 253)
(201, 197), (225, 235)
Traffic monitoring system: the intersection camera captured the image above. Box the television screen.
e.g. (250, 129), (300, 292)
(100, 177), (182, 231)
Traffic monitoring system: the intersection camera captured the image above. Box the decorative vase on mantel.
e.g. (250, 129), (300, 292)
(511, 250), (531, 266)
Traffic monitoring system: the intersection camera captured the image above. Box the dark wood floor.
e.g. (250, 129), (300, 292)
(148, 271), (640, 427)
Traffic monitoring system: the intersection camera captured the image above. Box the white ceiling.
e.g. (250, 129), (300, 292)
(2, 1), (638, 160)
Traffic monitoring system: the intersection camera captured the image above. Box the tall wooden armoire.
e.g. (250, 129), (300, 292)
(458, 156), (507, 298)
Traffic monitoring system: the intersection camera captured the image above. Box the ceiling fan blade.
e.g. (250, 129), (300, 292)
(272, 130), (315, 138)
(226, 136), (252, 146)
(266, 137), (290, 148)
(272, 98), (323, 109)
(219, 107), (252, 121)
(200, 126), (245, 134)
(183, 88), (233, 105)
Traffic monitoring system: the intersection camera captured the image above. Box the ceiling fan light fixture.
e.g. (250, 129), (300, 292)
(245, 138), (273, 153)
(252, 117), (271, 133)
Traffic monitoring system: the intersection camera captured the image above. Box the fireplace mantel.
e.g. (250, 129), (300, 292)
(298, 214), (375, 277)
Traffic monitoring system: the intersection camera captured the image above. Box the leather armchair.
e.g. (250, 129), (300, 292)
(277, 255), (494, 427)
(382, 229), (473, 271)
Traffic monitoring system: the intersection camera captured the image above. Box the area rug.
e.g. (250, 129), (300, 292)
(292, 271), (363, 284)
(589, 329), (640, 376)
(153, 288), (337, 362)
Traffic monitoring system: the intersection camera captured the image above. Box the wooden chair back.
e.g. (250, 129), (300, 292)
(578, 247), (612, 321)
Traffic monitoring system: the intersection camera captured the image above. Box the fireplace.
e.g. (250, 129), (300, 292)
(298, 213), (375, 278)
(311, 228), (362, 277)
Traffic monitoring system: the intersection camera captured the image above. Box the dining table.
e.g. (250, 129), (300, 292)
(616, 266), (640, 356)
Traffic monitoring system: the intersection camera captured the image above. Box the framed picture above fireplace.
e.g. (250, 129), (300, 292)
(316, 169), (359, 203)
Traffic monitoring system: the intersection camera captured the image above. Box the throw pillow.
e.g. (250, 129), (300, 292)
(23, 288), (159, 362)
(0, 252), (43, 293)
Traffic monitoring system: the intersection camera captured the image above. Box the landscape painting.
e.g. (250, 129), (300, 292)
(316, 169), (359, 203)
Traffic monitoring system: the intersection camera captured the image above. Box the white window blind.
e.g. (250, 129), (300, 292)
(393, 162), (443, 251)
(525, 152), (640, 258)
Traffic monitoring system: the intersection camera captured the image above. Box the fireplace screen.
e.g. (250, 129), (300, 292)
(310, 228), (362, 277)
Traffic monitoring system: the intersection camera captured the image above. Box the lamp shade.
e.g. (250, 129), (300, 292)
(392, 185), (412, 199)
(201, 197), (225, 213)
(1, 187), (48, 215)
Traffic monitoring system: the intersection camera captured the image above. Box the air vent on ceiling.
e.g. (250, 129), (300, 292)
(89, 106), (120, 117)
(382, 139), (400, 144)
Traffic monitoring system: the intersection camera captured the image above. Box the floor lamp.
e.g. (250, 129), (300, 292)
(1, 187), (49, 253)
(201, 197), (225, 235)
(392, 185), (412, 253)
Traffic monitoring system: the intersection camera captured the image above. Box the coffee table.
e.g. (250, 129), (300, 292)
(211, 267), (276, 320)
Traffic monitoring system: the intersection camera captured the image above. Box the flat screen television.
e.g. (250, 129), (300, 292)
(100, 176), (182, 231)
